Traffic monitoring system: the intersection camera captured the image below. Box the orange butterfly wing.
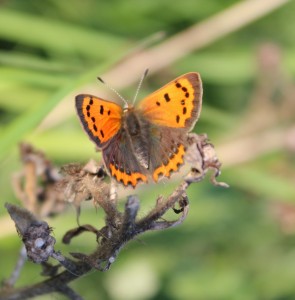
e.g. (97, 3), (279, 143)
(138, 72), (202, 130)
(137, 72), (203, 183)
(75, 95), (122, 148)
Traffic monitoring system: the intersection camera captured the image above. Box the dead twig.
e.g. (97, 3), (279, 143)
(1, 134), (226, 299)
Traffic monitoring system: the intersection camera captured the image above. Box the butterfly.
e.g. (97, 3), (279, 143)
(75, 72), (203, 188)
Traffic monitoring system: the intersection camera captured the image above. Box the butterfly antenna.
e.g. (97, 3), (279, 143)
(132, 68), (149, 105)
(97, 76), (129, 108)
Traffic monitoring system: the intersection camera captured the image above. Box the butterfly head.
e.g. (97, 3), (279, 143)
(122, 102), (130, 112)
(122, 102), (135, 113)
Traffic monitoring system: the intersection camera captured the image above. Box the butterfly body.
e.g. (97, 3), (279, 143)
(76, 72), (202, 187)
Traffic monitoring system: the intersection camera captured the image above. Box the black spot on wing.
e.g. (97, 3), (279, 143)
(164, 93), (170, 102)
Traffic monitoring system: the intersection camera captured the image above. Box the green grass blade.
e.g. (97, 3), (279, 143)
(0, 9), (126, 59)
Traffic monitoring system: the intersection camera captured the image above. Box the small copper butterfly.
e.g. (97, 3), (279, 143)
(75, 72), (203, 188)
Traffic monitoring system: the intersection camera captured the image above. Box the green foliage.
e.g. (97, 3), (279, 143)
(0, 0), (295, 299)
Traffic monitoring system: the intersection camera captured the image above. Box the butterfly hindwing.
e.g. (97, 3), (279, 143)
(102, 129), (148, 187)
(138, 72), (202, 130)
(145, 125), (187, 182)
(75, 95), (122, 148)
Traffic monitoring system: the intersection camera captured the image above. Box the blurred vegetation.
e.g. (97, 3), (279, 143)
(0, 0), (295, 299)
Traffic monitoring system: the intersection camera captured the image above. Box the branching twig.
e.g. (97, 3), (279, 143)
(1, 134), (227, 299)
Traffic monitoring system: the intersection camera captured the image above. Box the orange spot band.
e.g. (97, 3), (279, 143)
(153, 144), (185, 182)
(110, 164), (147, 187)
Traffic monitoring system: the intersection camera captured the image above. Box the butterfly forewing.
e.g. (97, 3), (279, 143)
(75, 95), (122, 148)
(138, 72), (202, 130)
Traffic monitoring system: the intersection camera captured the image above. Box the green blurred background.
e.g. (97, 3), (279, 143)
(1, 0), (295, 299)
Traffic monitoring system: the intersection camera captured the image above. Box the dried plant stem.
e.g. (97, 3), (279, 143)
(4, 246), (27, 288)
(102, 0), (290, 88)
(1, 135), (226, 300)
(0, 262), (91, 300)
(137, 182), (189, 232)
(219, 125), (295, 167)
